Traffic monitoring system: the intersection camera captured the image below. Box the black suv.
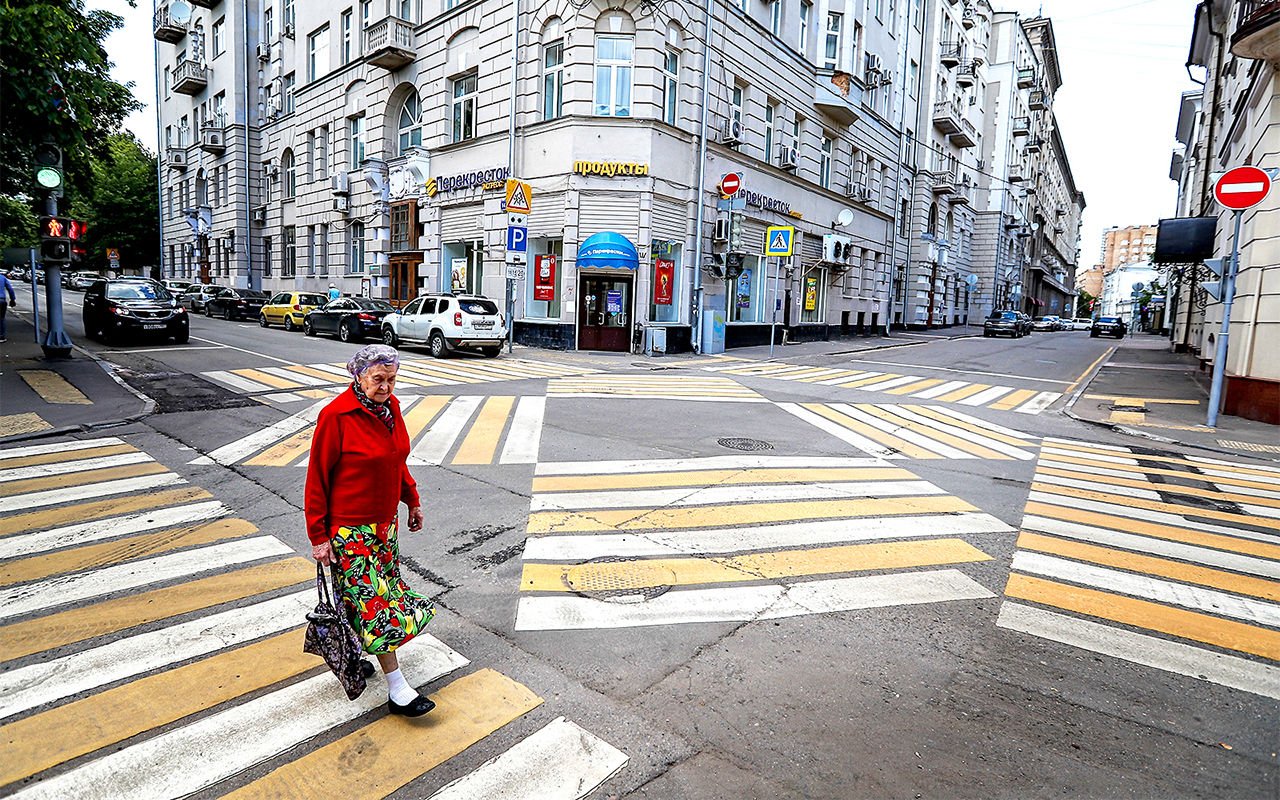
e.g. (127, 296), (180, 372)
(83, 278), (189, 345)
(206, 287), (270, 320)
(1090, 316), (1126, 339)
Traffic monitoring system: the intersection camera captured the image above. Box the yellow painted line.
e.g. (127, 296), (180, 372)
(835, 372), (906, 389)
(990, 388), (1038, 410)
(397, 362), (483, 384)
(1024, 501), (1280, 561)
(232, 368), (304, 390)
(287, 365), (348, 383)
(1017, 531), (1280, 603)
(522, 538), (992, 592)
(528, 493), (976, 533)
(760, 367), (835, 380)
(245, 428), (314, 467)
(1084, 395), (1202, 405)
(854, 404), (1010, 459)
(297, 388), (338, 399)
(0, 442), (136, 470)
(1031, 482), (1280, 532)
(0, 557), (314, 663)
(933, 382), (992, 403)
(1037, 465), (1280, 511)
(1005, 573), (1280, 661)
(223, 668), (544, 800)
(803, 403), (941, 459)
(901, 405), (1036, 447)
(795, 369), (865, 383)
(0, 460), (169, 498)
(884, 378), (945, 396)
(401, 394), (451, 441)
(452, 395), (516, 465)
(1108, 410), (1148, 425)
(0, 628), (313, 787)
(0, 486), (213, 538)
(0, 518), (258, 587)
(1063, 346), (1114, 394)
(0, 413), (52, 438)
(1047, 441), (1280, 480)
(18, 370), (91, 405)
(1037, 452), (1280, 493)
(531, 467), (918, 493)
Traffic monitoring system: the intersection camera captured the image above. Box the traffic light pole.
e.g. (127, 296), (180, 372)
(40, 194), (73, 358)
(1206, 209), (1243, 429)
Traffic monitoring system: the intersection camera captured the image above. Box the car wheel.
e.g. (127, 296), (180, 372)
(480, 346), (501, 358)
(382, 327), (399, 347)
(284, 315), (297, 332)
(205, 304), (214, 318)
(304, 318), (317, 337)
(174, 330), (190, 344)
(1090, 332), (1098, 338)
(429, 331), (448, 358)
(258, 314), (269, 328)
(338, 320), (358, 343)
(223, 307), (233, 321)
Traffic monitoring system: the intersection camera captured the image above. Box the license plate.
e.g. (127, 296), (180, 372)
(143, 323), (166, 330)
(473, 320), (494, 329)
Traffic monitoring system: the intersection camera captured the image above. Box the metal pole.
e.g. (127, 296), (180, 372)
(504, 0), (520, 354)
(28, 248), (41, 342)
(40, 194), (73, 357)
(769, 256), (780, 358)
(690, 0), (716, 354)
(1206, 209), (1242, 428)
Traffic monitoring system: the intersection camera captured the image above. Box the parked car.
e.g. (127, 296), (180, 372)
(1090, 316), (1127, 339)
(259, 291), (327, 331)
(304, 297), (396, 342)
(1070, 317), (1093, 330)
(68, 272), (107, 291)
(206, 287), (270, 320)
(161, 279), (193, 298)
(984, 310), (1025, 338)
(1032, 315), (1062, 331)
(381, 293), (507, 358)
(83, 278), (189, 345)
(178, 283), (227, 313)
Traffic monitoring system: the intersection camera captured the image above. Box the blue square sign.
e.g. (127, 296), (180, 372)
(506, 225), (528, 253)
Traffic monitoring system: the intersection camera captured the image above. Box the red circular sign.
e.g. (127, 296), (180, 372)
(719, 173), (741, 197)
(1215, 166), (1272, 211)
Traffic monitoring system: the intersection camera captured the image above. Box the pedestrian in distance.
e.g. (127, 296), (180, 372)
(327, 282), (341, 303)
(305, 343), (437, 716)
(0, 270), (16, 343)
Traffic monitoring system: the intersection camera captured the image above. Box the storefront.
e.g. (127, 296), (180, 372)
(575, 231), (637, 352)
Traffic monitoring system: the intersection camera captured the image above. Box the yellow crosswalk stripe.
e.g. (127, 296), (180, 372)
(0, 413), (52, 438)
(398, 362), (483, 383)
(245, 427), (314, 467)
(933, 382), (992, 403)
(286, 365), (350, 384)
(522, 538), (991, 592)
(0, 487), (212, 537)
(531, 466), (917, 493)
(0, 628), (312, 787)
(1005, 572), (1280, 661)
(402, 394), (452, 440)
(0, 518), (258, 587)
(884, 378), (945, 396)
(853, 404), (1010, 459)
(0, 442), (136, 470)
(1031, 482), (1280, 532)
(1039, 452), (1280, 492)
(1046, 440), (1280, 480)
(989, 388), (1038, 410)
(802, 403), (941, 459)
(0, 460), (169, 498)
(835, 372), (905, 388)
(232, 368), (304, 390)
(18, 370), (92, 405)
(1037, 465), (1280, 510)
(452, 396), (516, 465)
(0, 557), (314, 662)
(795, 369), (865, 383)
(528, 493), (974, 533)
(223, 669), (544, 800)
(901, 405), (1035, 447)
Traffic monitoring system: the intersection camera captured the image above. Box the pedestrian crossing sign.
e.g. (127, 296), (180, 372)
(765, 226), (794, 257)
(505, 179), (533, 213)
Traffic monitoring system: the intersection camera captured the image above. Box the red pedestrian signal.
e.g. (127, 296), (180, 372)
(43, 216), (66, 238)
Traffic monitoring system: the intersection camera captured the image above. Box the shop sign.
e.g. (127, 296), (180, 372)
(606, 289), (623, 314)
(736, 269), (753, 309)
(450, 257), (468, 292)
(426, 166), (511, 197)
(804, 276), (818, 311)
(734, 188), (791, 215)
(534, 255), (557, 301)
(654, 258), (674, 305)
(573, 161), (650, 178)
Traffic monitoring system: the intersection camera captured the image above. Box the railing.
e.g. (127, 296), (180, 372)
(1231, 0), (1280, 60)
(365, 16), (414, 53)
(1016, 67), (1035, 88)
(173, 58), (208, 86)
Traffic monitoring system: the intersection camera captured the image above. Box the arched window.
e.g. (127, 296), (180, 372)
(397, 90), (422, 154)
(282, 149), (296, 199)
(926, 202), (938, 236)
(660, 23), (682, 126)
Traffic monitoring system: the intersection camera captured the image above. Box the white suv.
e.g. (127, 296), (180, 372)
(382, 293), (507, 358)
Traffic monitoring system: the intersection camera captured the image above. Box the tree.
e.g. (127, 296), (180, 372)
(0, 195), (39, 250)
(70, 132), (159, 272)
(0, 1), (141, 197)
(1076, 289), (1097, 317)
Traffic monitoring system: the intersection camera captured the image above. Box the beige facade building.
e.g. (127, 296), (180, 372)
(1099, 224), (1156, 274)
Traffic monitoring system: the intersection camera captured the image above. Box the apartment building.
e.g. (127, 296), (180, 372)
(1099, 224), (1157, 273)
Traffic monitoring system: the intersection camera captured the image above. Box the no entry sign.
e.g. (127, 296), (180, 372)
(1215, 166), (1272, 210)
(718, 173), (742, 198)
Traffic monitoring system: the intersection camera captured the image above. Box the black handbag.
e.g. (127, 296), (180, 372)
(303, 563), (368, 701)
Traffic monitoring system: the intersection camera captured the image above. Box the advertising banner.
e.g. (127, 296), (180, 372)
(606, 290), (623, 314)
(654, 258), (674, 305)
(736, 269), (753, 309)
(534, 255), (557, 301)
(804, 276), (818, 311)
(450, 258), (467, 292)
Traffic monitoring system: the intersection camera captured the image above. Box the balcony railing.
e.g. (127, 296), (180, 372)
(166, 147), (188, 170)
(951, 117), (977, 149)
(932, 167), (958, 194)
(939, 42), (962, 69)
(1231, 0), (1280, 61)
(932, 99), (962, 135)
(955, 61), (979, 88)
(153, 4), (186, 43)
(1025, 136), (1044, 154)
(1016, 67), (1035, 88)
(365, 16), (415, 70)
(1012, 116), (1031, 137)
(1028, 89), (1048, 110)
(815, 70), (863, 125)
(951, 180), (973, 206)
(172, 58), (209, 95)
(200, 121), (227, 153)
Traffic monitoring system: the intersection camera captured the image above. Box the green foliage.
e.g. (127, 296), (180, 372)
(70, 132), (159, 271)
(1076, 289), (1097, 316)
(0, 1), (141, 196)
(0, 195), (39, 250)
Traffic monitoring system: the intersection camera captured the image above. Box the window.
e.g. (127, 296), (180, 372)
(397, 0), (414, 23)
(820, 137), (833, 188)
(909, 59), (919, 98)
(660, 49), (679, 125)
(262, 237), (273, 278)
(212, 17), (225, 57)
(281, 150), (296, 199)
(594, 35), (634, 117)
(283, 72), (296, 114)
(318, 125), (329, 178)
(348, 222), (365, 274)
(451, 71), (478, 142)
(340, 9), (353, 63)
(349, 114), (365, 168)
(799, 0), (811, 51)
(283, 0), (294, 31)
(307, 25), (330, 83)
(853, 22), (864, 75)
(283, 226), (297, 277)
(360, 0), (372, 50)
(800, 267), (826, 323)
(770, 0), (782, 36)
(163, 67), (170, 98)
(823, 12), (842, 70)
(764, 103), (776, 160)
(874, 0), (883, 21)
(730, 84), (744, 128)
(262, 161), (273, 202)
(307, 225), (317, 275)
(649, 242), (681, 323)
(212, 92), (226, 126)
(729, 257), (764, 323)
(264, 8), (274, 44)
(398, 91), (422, 154)
(542, 40), (564, 120)
(528, 240), (563, 319)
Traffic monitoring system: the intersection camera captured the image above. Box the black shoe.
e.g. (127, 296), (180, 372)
(359, 660), (375, 679)
(388, 693), (436, 717)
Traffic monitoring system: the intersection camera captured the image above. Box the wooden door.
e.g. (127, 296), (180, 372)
(577, 275), (632, 352)
(389, 256), (420, 307)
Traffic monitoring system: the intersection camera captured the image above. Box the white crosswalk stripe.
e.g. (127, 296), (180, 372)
(547, 374), (766, 402)
(780, 402), (1039, 460)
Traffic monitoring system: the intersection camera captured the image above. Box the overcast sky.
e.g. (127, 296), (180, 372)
(91, 0), (1200, 268)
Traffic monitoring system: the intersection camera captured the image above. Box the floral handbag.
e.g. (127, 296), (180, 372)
(302, 564), (368, 700)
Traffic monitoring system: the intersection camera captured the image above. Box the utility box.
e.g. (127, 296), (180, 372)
(647, 326), (667, 356)
(701, 293), (726, 354)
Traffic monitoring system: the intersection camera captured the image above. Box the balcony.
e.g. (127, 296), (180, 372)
(950, 117), (978, 148)
(951, 180), (973, 206)
(153, 4), (186, 43)
(364, 16), (415, 70)
(939, 42), (962, 69)
(1232, 0), (1280, 61)
(200, 122), (227, 153)
(955, 61), (979, 88)
(166, 147), (188, 170)
(814, 70), (863, 125)
(1012, 116), (1031, 137)
(961, 3), (977, 29)
(1028, 89), (1048, 110)
(172, 58), (209, 95)
(1025, 136), (1043, 154)
(190, 0), (221, 6)
(932, 99), (962, 135)
(1008, 165), (1026, 183)
(1017, 67), (1036, 89)
(932, 168), (958, 194)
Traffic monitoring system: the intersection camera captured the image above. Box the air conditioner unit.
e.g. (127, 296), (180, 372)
(251, 206), (266, 224)
(713, 216), (731, 243)
(846, 181), (870, 201)
(822, 234), (855, 267)
(267, 97), (282, 117)
(282, 23), (294, 39)
(865, 53), (884, 75)
(257, 42), (271, 61)
(721, 118), (742, 145)
(333, 195), (350, 214)
(778, 145), (798, 171)
(330, 173), (350, 195)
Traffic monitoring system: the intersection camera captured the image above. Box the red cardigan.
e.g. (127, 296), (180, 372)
(304, 387), (420, 546)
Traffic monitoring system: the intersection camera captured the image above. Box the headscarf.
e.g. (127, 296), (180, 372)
(347, 344), (399, 432)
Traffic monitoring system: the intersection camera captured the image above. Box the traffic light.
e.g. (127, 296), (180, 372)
(33, 142), (63, 193)
(68, 219), (87, 264)
(1201, 257), (1225, 302)
(728, 212), (744, 253)
(38, 215), (72, 264)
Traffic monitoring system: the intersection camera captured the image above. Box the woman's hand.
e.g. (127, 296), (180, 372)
(312, 541), (336, 564)
(407, 506), (424, 532)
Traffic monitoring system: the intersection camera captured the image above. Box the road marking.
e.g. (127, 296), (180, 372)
(989, 388), (1038, 410)
(958, 385), (1015, 406)
(0, 439), (131, 466)
(531, 466), (917, 492)
(234, 367), (304, 390)
(777, 403), (898, 458)
(536, 455), (886, 476)
(1037, 464), (1280, 511)
(0, 450), (152, 483)
(0, 470), (184, 514)
(531, 480), (941, 512)
(500, 395), (546, 464)
(190, 335), (297, 365)
(847, 404), (1009, 459)
(934, 382), (993, 403)
(0, 486), (213, 537)
(202, 370), (277, 393)
(259, 365), (331, 386)
(1014, 390), (1061, 415)
(453, 395), (517, 465)
(194, 398), (328, 466)
(17, 370), (91, 404)
(0, 499), (229, 559)
(911, 379), (971, 399)
(884, 378), (946, 396)
(0, 459), (169, 498)
(1025, 500), (1280, 557)
(549, 374), (766, 402)
(410, 395), (482, 465)
(1039, 451), (1280, 492)
(904, 404), (1039, 444)
(1031, 482), (1280, 531)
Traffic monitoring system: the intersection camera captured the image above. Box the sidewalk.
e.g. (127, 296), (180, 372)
(1065, 333), (1280, 460)
(0, 313), (151, 443)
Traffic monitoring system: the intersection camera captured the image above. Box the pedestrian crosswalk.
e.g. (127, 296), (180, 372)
(515, 456), (1013, 631)
(546, 374), (766, 402)
(706, 361), (1062, 415)
(997, 437), (1280, 700)
(779, 402), (1040, 460)
(0, 436), (628, 797)
(201, 356), (601, 400)
(194, 394), (547, 467)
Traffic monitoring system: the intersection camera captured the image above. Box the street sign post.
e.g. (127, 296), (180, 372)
(764, 226), (794, 257)
(504, 179), (532, 214)
(503, 205), (530, 354)
(1214, 166), (1271, 210)
(718, 173), (741, 198)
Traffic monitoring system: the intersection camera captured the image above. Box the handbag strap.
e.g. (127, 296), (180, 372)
(315, 563), (335, 606)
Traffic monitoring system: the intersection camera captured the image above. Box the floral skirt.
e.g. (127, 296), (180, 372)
(331, 520), (435, 655)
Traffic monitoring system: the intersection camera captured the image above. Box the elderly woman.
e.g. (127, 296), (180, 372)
(305, 343), (436, 716)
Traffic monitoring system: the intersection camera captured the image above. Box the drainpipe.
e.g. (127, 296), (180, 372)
(242, 0), (255, 290)
(885, 0), (916, 336)
(504, 0), (520, 353)
(690, 0), (715, 353)
(153, 30), (166, 281)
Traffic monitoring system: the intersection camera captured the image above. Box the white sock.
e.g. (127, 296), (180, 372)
(385, 668), (418, 705)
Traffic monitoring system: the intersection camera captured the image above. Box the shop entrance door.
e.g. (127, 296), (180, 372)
(389, 256), (420, 307)
(578, 274), (632, 352)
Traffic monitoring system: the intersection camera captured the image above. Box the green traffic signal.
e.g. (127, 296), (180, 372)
(36, 166), (63, 190)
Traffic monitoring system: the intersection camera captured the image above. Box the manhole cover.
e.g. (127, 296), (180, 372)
(1108, 404), (1149, 413)
(717, 437), (774, 451)
(564, 557), (675, 604)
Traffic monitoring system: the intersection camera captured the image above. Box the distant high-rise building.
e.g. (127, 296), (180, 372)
(1099, 225), (1157, 274)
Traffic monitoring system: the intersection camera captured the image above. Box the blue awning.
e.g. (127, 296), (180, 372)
(577, 232), (638, 270)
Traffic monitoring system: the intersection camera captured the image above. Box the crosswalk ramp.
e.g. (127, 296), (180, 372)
(997, 437), (1280, 700)
(706, 361), (1061, 415)
(201, 356), (601, 399)
(779, 402), (1039, 460)
(515, 456), (1014, 631)
(547, 374), (766, 402)
(0, 412), (52, 439)
(0, 436), (628, 798)
(194, 394), (546, 467)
